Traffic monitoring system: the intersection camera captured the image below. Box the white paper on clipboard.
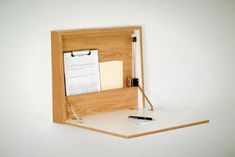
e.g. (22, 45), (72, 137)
(63, 50), (101, 96)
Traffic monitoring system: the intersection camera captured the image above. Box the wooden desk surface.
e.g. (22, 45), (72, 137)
(65, 107), (209, 138)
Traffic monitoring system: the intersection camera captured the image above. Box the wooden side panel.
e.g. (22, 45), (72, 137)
(67, 87), (138, 118)
(51, 31), (67, 123)
(62, 33), (133, 87)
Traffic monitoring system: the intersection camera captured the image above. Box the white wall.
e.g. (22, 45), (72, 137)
(0, 0), (235, 157)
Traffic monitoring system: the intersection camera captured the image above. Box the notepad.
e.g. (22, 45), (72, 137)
(99, 61), (123, 91)
(64, 50), (101, 96)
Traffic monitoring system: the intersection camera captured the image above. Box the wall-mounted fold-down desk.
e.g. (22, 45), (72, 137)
(51, 26), (209, 139)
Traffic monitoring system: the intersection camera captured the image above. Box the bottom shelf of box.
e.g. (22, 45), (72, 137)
(64, 107), (209, 138)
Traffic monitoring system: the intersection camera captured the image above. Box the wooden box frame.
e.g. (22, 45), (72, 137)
(51, 26), (209, 138)
(51, 26), (144, 123)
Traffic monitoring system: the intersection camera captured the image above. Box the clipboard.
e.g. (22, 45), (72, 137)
(63, 49), (101, 96)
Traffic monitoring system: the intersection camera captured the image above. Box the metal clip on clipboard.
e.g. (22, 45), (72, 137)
(71, 50), (92, 57)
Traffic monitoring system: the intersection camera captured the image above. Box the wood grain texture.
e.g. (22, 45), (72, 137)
(51, 26), (209, 139)
(66, 87), (138, 118)
(51, 31), (67, 123)
(62, 32), (133, 87)
(51, 26), (143, 123)
(57, 26), (141, 38)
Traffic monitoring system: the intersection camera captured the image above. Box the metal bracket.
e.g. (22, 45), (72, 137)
(65, 97), (82, 123)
